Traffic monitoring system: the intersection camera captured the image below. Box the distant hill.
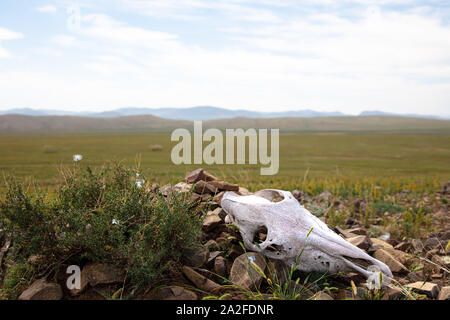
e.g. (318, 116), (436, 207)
(0, 114), (449, 134)
(1, 106), (446, 120)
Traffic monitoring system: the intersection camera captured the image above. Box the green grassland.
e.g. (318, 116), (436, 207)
(1, 133), (449, 196)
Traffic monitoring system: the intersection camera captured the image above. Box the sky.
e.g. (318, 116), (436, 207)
(0, 0), (449, 116)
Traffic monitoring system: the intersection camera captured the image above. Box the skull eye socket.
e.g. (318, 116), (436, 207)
(252, 225), (268, 245)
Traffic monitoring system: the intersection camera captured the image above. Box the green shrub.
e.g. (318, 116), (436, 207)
(0, 163), (204, 292)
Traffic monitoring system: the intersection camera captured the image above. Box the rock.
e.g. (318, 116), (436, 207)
(185, 168), (218, 183)
(371, 238), (395, 252)
(206, 251), (221, 265)
(385, 286), (403, 299)
(204, 240), (220, 251)
(214, 256), (228, 277)
(185, 168), (205, 183)
(84, 263), (125, 287)
(373, 249), (408, 273)
(213, 191), (225, 205)
(347, 235), (372, 251)
(227, 244), (244, 260)
(209, 207), (227, 221)
(424, 237), (441, 251)
(202, 212), (222, 232)
(406, 281), (440, 299)
(182, 266), (221, 292)
(318, 190), (332, 201)
(19, 279), (63, 300)
(172, 182), (192, 194)
(230, 252), (267, 290)
(346, 227), (367, 236)
(394, 241), (411, 252)
(334, 226), (353, 239)
(149, 286), (198, 300)
(407, 271), (424, 282)
(159, 184), (172, 196)
(194, 180), (217, 194)
(439, 231), (450, 241)
(312, 291), (334, 300)
(189, 193), (202, 203)
(437, 286), (450, 300)
(182, 246), (209, 268)
(411, 239), (424, 253)
(208, 180), (239, 192)
(238, 187), (251, 196)
(291, 190), (304, 201)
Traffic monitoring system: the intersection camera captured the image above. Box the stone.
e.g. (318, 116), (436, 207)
(437, 286), (450, 300)
(172, 182), (192, 194)
(202, 212), (222, 232)
(347, 235), (372, 251)
(84, 263), (125, 287)
(213, 191), (225, 205)
(230, 252), (267, 290)
(407, 271), (424, 282)
(439, 231), (450, 241)
(371, 238), (395, 252)
(206, 251), (221, 265)
(185, 168), (218, 183)
(209, 207), (227, 221)
(373, 249), (408, 273)
(204, 240), (220, 251)
(182, 266), (221, 292)
(411, 239), (424, 253)
(194, 180), (217, 194)
(208, 180), (239, 192)
(424, 237), (441, 251)
(312, 291), (334, 300)
(19, 279), (63, 300)
(149, 286), (198, 300)
(406, 281), (440, 299)
(238, 187), (251, 196)
(385, 286), (403, 299)
(346, 227), (367, 236)
(182, 246), (209, 268)
(394, 241), (411, 252)
(185, 168), (205, 183)
(214, 256), (228, 277)
(227, 244), (244, 260)
(159, 183), (172, 196)
(318, 190), (332, 201)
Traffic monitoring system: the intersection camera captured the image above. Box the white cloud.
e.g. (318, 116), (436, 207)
(37, 5), (57, 13)
(51, 34), (80, 47)
(0, 27), (23, 58)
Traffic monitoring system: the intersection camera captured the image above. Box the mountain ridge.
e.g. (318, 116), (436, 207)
(0, 106), (447, 120)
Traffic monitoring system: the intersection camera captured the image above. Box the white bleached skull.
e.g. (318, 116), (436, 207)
(221, 189), (393, 281)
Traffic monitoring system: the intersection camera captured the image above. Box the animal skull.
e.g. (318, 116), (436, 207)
(221, 189), (393, 281)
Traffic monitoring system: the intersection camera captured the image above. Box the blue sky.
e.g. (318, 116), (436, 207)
(0, 0), (449, 116)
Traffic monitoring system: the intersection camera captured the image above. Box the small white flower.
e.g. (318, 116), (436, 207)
(136, 179), (145, 188)
(73, 154), (83, 162)
(112, 219), (119, 225)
